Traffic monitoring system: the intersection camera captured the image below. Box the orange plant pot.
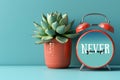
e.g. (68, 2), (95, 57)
(44, 39), (72, 68)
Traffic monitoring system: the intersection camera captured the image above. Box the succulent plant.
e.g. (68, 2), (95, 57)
(33, 12), (78, 44)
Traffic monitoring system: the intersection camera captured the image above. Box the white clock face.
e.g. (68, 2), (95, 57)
(76, 30), (114, 68)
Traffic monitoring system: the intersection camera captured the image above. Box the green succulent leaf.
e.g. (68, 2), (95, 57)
(35, 40), (50, 44)
(57, 13), (62, 21)
(54, 11), (58, 15)
(59, 13), (68, 25)
(66, 29), (76, 34)
(33, 22), (42, 28)
(32, 34), (42, 38)
(33, 31), (39, 34)
(47, 13), (56, 25)
(52, 21), (58, 31)
(52, 13), (58, 19)
(56, 36), (68, 43)
(42, 14), (47, 22)
(63, 33), (78, 38)
(45, 29), (55, 36)
(56, 25), (66, 34)
(62, 13), (68, 19)
(36, 27), (46, 35)
(34, 30), (46, 36)
(41, 36), (53, 41)
(35, 40), (44, 44)
(33, 22), (46, 36)
(41, 20), (49, 30)
(65, 20), (74, 32)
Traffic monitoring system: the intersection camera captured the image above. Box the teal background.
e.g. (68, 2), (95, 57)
(77, 31), (113, 67)
(0, 0), (120, 66)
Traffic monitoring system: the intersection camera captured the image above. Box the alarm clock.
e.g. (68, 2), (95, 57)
(76, 13), (114, 70)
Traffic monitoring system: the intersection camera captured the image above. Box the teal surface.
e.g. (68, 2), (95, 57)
(77, 31), (113, 68)
(0, 66), (120, 80)
(0, 0), (120, 66)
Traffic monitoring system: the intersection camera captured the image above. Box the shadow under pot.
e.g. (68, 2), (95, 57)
(44, 39), (72, 68)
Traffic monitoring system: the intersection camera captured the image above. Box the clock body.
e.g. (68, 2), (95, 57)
(76, 30), (114, 69)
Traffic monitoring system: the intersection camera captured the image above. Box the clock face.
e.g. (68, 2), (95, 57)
(76, 30), (114, 68)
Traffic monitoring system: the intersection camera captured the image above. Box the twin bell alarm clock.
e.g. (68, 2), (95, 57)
(76, 13), (114, 69)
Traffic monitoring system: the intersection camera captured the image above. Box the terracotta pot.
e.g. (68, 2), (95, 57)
(44, 39), (72, 68)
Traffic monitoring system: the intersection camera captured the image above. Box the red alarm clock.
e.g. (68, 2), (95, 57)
(76, 13), (114, 70)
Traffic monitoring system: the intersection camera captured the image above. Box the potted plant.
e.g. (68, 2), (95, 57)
(33, 12), (78, 68)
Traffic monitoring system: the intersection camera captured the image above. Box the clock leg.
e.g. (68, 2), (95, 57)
(80, 64), (84, 70)
(106, 65), (111, 71)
